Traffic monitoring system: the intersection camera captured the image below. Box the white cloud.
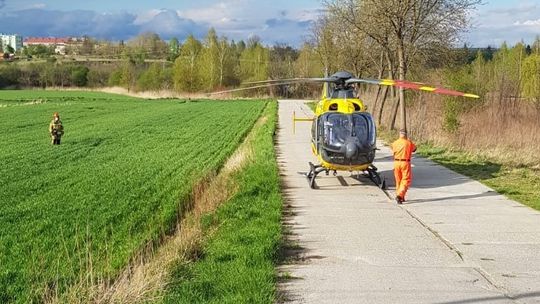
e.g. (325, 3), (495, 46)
(0, 8), (206, 41)
(513, 19), (540, 26)
(466, 2), (540, 46)
(0, 0), (320, 46)
(134, 9), (166, 25)
(174, 0), (319, 45)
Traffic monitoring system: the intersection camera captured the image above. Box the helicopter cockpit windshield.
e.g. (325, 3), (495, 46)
(323, 113), (375, 148)
(313, 112), (376, 165)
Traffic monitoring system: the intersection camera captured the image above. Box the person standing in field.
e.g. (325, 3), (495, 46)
(49, 112), (64, 145)
(391, 129), (417, 204)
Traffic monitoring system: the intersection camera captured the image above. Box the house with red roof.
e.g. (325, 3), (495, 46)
(24, 37), (73, 55)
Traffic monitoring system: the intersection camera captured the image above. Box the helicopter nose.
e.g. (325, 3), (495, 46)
(345, 142), (358, 159)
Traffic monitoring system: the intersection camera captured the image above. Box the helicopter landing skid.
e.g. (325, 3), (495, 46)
(307, 163), (386, 190)
(307, 162), (328, 189)
(367, 165), (386, 190)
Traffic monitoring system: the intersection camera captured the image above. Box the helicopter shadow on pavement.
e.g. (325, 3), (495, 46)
(376, 155), (502, 189)
(296, 171), (380, 190)
(432, 291), (540, 304)
(374, 155), (503, 204)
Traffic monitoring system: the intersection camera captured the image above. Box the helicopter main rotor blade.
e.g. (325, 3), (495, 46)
(242, 77), (341, 85)
(346, 78), (480, 99)
(208, 81), (303, 96)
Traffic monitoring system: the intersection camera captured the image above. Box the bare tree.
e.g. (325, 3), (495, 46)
(324, 0), (480, 131)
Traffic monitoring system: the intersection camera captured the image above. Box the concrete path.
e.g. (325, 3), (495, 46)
(277, 100), (540, 304)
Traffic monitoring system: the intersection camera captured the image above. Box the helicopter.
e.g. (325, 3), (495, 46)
(211, 71), (479, 189)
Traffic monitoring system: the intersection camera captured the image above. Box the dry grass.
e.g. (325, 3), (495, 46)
(43, 87), (209, 100)
(365, 90), (540, 167)
(42, 86), (273, 100)
(407, 95), (540, 167)
(47, 114), (268, 304)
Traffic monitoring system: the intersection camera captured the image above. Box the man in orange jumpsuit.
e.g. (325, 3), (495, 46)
(392, 130), (417, 204)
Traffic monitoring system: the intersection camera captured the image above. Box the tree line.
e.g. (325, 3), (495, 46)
(1, 0), (539, 117)
(0, 29), (324, 97)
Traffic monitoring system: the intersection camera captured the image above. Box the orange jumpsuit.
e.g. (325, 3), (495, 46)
(391, 137), (417, 200)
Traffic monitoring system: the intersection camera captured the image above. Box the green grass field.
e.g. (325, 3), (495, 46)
(163, 102), (282, 303)
(0, 90), (267, 302)
(416, 144), (540, 211)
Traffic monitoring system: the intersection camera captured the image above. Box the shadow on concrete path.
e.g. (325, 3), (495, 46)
(405, 190), (500, 204)
(434, 291), (540, 304)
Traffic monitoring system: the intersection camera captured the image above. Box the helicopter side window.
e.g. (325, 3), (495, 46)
(352, 103), (361, 111)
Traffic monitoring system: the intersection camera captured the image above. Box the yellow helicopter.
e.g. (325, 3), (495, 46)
(212, 71), (479, 189)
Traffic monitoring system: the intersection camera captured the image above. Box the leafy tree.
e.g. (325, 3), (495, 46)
(108, 70), (123, 86)
(200, 28), (221, 90)
(22, 45), (54, 58)
(483, 46), (495, 61)
(88, 68), (112, 87)
(128, 32), (168, 59)
(294, 43), (323, 78)
(55, 64), (70, 87)
(521, 54), (540, 103)
(168, 37), (180, 61)
(532, 36), (540, 54)
(173, 35), (203, 92)
(324, 0), (480, 131)
(120, 60), (137, 91)
(5, 45), (15, 54)
(0, 65), (21, 88)
(217, 37), (236, 87)
(239, 37), (269, 82)
(236, 40), (246, 53)
(525, 45), (532, 56)
(80, 36), (96, 55)
(71, 65), (90, 87)
(137, 63), (166, 91)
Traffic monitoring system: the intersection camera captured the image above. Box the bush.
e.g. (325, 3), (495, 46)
(108, 70), (123, 86)
(71, 65), (89, 87)
(0, 64), (21, 88)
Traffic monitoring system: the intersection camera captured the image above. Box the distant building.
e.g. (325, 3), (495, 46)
(24, 37), (72, 55)
(0, 34), (23, 52)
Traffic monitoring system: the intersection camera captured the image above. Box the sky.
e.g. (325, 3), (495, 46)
(0, 0), (539, 47)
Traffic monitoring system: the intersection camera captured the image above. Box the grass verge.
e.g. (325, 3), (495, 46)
(380, 129), (540, 211)
(162, 101), (282, 303)
(306, 101), (316, 112)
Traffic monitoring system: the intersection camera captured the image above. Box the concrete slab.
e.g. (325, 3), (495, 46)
(277, 100), (540, 304)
